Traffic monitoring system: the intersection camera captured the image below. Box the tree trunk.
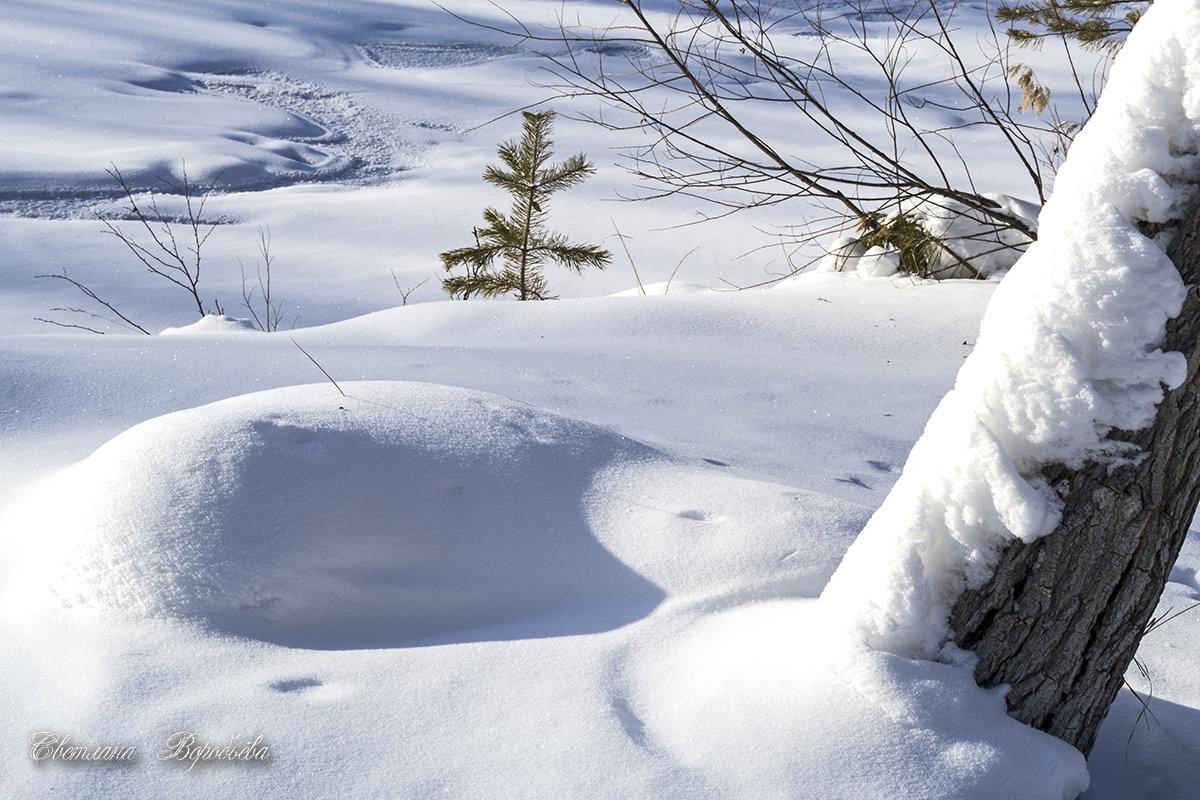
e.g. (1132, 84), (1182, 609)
(948, 199), (1200, 756)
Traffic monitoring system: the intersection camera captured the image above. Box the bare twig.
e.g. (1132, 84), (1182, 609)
(665, 246), (701, 294)
(610, 220), (645, 295)
(390, 271), (429, 306)
(35, 270), (151, 335)
(241, 225), (284, 331)
(1123, 600), (1200, 751)
(1143, 601), (1200, 636)
(32, 317), (108, 335)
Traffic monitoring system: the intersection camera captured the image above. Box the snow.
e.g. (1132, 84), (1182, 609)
(2, 278), (1098, 798)
(0, 1), (1198, 798)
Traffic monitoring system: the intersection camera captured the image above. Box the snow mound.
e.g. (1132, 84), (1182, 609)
(817, 194), (1040, 280)
(159, 314), (262, 335)
(606, 281), (713, 297)
(2, 381), (664, 648)
(626, 601), (1088, 800)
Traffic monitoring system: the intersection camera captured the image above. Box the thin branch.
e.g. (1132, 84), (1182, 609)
(35, 271), (151, 335)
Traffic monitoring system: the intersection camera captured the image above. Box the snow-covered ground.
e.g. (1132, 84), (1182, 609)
(1, 1), (1197, 798)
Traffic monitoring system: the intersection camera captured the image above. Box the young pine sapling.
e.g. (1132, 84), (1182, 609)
(441, 111), (610, 300)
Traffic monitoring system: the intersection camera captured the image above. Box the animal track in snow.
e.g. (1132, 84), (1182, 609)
(355, 41), (512, 70)
(193, 70), (417, 183)
(270, 677), (323, 694)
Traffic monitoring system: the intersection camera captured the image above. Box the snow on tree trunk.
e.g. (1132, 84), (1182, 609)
(819, 0), (1200, 756)
(950, 193), (1200, 756)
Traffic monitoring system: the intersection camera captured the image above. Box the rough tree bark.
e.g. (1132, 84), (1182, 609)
(949, 197), (1200, 756)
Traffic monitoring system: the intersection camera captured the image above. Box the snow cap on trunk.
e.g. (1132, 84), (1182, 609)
(821, 0), (1200, 659)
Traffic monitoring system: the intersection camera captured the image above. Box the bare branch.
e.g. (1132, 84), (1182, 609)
(35, 270), (151, 335)
(99, 161), (226, 318)
(451, 0), (1064, 274)
(241, 225), (284, 331)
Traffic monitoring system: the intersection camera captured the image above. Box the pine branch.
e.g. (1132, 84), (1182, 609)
(440, 241), (504, 271)
(998, 0), (1146, 52)
(441, 271), (524, 299)
(536, 154), (596, 194)
(535, 240), (613, 272)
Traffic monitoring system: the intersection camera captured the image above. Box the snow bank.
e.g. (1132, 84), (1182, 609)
(159, 314), (262, 335)
(606, 281), (713, 297)
(0, 271), (1129, 798)
(822, 0), (1200, 658)
(627, 601), (1088, 800)
(2, 381), (664, 647)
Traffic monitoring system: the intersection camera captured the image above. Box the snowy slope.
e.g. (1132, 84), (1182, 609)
(1, 277), (1090, 799)
(4, 274), (1195, 798)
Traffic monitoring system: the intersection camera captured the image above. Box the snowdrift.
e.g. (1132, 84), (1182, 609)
(3, 381), (664, 648)
(0, 377), (1090, 800)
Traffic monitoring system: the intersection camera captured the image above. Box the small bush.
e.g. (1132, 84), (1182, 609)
(857, 213), (941, 279)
